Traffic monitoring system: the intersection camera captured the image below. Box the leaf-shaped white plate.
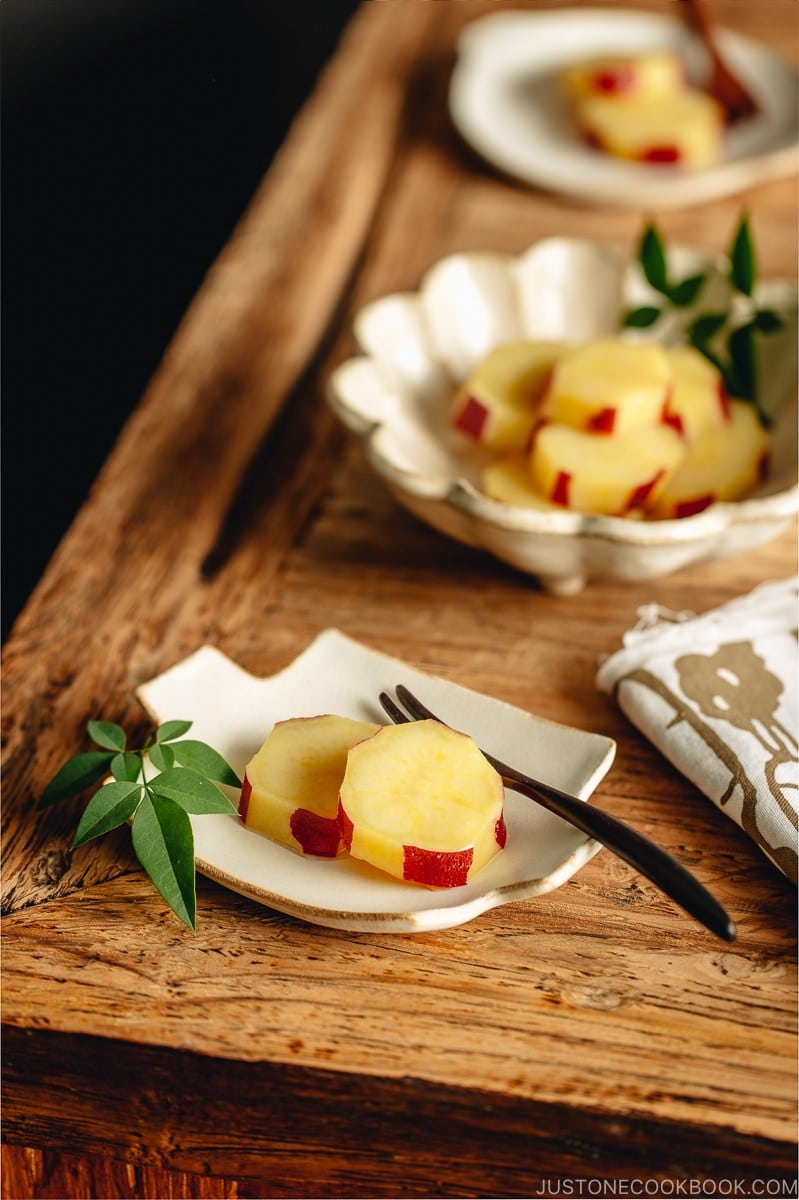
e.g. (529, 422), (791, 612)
(136, 631), (616, 932)
(449, 8), (799, 209)
(327, 237), (798, 595)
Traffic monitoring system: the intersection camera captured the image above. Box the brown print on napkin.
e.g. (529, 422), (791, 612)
(676, 641), (798, 882)
(621, 637), (798, 884)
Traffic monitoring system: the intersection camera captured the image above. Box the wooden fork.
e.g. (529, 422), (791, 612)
(681, 0), (759, 124)
(379, 685), (736, 942)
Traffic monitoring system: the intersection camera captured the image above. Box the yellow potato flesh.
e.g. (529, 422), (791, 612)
(338, 720), (505, 888)
(539, 340), (671, 434)
(530, 421), (685, 516)
(648, 399), (768, 518)
(561, 51), (685, 100)
(577, 89), (723, 167)
(483, 455), (564, 511)
(467, 338), (767, 521)
(664, 346), (729, 443)
(451, 340), (565, 451)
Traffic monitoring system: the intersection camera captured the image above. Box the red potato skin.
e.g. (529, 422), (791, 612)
(662, 408), (683, 435)
(238, 774), (252, 823)
(624, 468), (666, 514)
(453, 395), (488, 440)
(593, 66), (636, 93)
(641, 146), (681, 163)
(675, 494), (715, 518)
(404, 844), (473, 887)
(660, 384), (681, 433)
(662, 380), (730, 435)
(719, 381), (731, 420)
(240, 771), (340, 856)
(404, 813), (507, 887)
(551, 471), (571, 507)
(289, 809), (341, 857)
(587, 407), (617, 433)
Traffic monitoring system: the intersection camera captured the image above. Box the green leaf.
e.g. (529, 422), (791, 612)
(619, 215), (774, 414)
(728, 322), (757, 401)
(149, 742), (175, 772)
(639, 223), (669, 294)
(667, 273), (706, 308)
(156, 719), (193, 743)
(39, 751), (115, 808)
(623, 305), (662, 329)
(729, 214), (755, 297)
(753, 308), (782, 334)
(131, 793), (196, 930)
(111, 751), (142, 783)
(688, 312), (728, 345)
(87, 720), (126, 752)
(149, 767), (237, 814)
(171, 739), (241, 788)
(72, 781), (143, 848)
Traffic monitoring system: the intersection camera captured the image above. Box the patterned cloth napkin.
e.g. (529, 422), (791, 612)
(596, 578), (798, 884)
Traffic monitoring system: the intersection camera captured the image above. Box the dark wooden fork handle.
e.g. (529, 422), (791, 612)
(680, 0), (758, 123)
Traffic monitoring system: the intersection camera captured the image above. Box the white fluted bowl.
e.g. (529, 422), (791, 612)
(327, 238), (797, 594)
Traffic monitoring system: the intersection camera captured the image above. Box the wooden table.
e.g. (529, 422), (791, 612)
(3, 2), (797, 1196)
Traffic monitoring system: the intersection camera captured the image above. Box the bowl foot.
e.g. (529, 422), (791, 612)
(537, 572), (587, 596)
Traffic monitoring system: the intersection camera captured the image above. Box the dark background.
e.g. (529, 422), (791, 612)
(2, 0), (360, 638)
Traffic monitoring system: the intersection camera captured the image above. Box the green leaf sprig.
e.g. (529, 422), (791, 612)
(40, 720), (241, 930)
(624, 215), (783, 424)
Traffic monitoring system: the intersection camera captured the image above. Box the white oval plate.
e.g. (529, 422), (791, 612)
(136, 631), (616, 932)
(449, 8), (799, 208)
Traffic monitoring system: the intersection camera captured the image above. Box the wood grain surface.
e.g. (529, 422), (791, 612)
(2, 2), (797, 1197)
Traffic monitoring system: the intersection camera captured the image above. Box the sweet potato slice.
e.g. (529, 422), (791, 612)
(530, 421), (685, 516)
(538, 339), (672, 435)
(241, 714), (379, 857)
(450, 340), (564, 451)
(337, 719), (506, 888)
(648, 399), (768, 518)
